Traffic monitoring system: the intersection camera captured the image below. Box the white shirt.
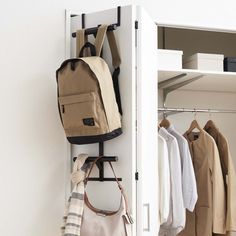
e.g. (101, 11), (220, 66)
(159, 127), (185, 236)
(158, 135), (170, 224)
(167, 125), (198, 212)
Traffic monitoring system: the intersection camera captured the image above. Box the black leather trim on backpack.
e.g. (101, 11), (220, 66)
(56, 58), (80, 79)
(67, 128), (122, 144)
(112, 67), (122, 115)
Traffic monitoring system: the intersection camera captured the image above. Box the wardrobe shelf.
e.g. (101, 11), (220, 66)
(158, 69), (236, 93)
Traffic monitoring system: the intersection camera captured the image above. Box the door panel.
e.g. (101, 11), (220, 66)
(66, 5), (137, 236)
(136, 6), (159, 236)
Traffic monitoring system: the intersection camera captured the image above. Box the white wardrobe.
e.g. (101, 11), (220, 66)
(65, 4), (236, 236)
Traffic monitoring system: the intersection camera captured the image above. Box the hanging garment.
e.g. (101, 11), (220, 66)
(159, 127), (185, 236)
(61, 154), (90, 236)
(158, 135), (171, 225)
(179, 129), (226, 236)
(204, 120), (236, 234)
(167, 125), (198, 212)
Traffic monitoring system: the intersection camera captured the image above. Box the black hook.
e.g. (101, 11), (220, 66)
(72, 6), (121, 38)
(73, 142), (122, 182)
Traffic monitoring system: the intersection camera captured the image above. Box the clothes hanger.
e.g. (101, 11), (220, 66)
(187, 119), (202, 133)
(159, 118), (171, 128)
(159, 108), (171, 128)
(186, 110), (203, 134)
(204, 109), (216, 130)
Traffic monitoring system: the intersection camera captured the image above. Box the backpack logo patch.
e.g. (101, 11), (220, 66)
(83, 118), (95, 126)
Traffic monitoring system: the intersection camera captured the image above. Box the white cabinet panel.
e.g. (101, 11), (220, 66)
(136, 6), (159, 236)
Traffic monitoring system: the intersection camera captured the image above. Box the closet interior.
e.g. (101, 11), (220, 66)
(157, 25), (236, 165)
(158, 25), (236, 236)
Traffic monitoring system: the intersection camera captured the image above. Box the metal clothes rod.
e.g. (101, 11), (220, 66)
(158, 107), (236, 114)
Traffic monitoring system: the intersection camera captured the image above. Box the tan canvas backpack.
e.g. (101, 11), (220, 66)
(56, 25), (122, 144)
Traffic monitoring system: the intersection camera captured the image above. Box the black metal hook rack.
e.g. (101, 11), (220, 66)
(71, 6), (121, 38)
(73, 142), (122, 182)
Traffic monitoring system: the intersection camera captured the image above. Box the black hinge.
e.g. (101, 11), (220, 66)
(135, 21), (138, 29)
(135, 172), (139, 180)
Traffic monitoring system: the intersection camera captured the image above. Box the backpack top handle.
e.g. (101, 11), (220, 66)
(76, 24), (121, 68)
(79, 42), (97, 57)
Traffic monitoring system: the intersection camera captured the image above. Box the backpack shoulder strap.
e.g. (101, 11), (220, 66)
(94, 26), (121, 68)
(76, 29), (85, 58)
(106, 30), (121, 68)
(82, 25), (123, 115)
(106, 30), (122, 115)
(97, 27), (122, 115)
(76, 25), (121, 67)
(76, 29), (87, 57)
(94, 25), (108, 56)
(79, 57), (121, 130)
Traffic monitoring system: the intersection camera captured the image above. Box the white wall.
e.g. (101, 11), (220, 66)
(1, 0), (236, 236)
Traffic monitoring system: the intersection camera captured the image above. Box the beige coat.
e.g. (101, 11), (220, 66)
(204, 120), (236, 234)
(179, 129), (226, 236)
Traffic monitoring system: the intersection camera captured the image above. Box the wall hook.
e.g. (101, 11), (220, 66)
(73, 142), (122, 182)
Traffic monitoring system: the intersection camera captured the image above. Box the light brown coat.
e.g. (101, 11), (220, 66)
(179, 129), (226, 236)
(204, 120), (236, 235)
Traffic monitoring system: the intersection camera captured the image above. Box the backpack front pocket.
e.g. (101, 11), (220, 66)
(59, 92), (104, 136)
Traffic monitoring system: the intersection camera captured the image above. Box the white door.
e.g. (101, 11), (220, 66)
(66, 5), (138, 236)
(66, 6), (158, 236)
(136, 6), (159, 236)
